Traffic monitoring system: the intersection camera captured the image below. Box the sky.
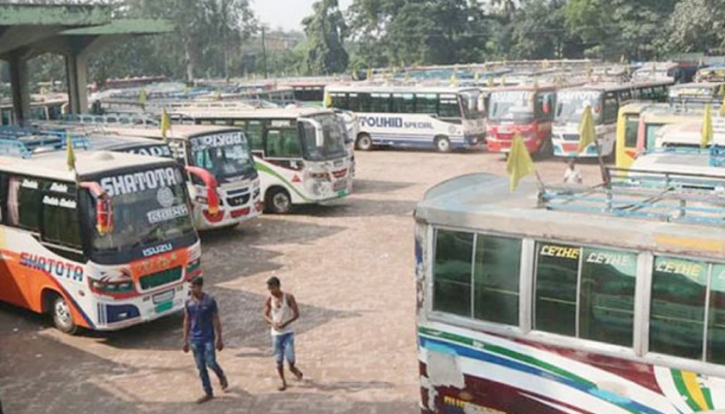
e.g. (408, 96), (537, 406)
(255, 0), (354, 31)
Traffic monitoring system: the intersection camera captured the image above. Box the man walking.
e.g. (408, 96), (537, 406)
(183, 277), (228, 404)
(264, 276), (303, 391)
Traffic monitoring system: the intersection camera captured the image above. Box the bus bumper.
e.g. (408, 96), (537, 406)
(487, 136), (540, 153)
(553, 142), (600, 158)
(92, 283), (189, 331)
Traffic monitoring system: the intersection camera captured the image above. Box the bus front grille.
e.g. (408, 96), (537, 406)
(140, 267), (183, 291)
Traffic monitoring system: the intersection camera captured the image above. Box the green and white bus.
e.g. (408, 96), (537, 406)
(172, 107), (352, 214)
(415, 173), (725, 414)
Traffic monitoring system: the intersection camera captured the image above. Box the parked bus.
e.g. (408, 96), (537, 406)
(325, 85), (486, 152)
(655, 121), (725, 149)
(632, 62), (697, 83)
(552, 82), (671, 158)
(0, 130), (201, 333)
(1, 98), (68, 126)
(668, 82), (725, 107)
(486, 84), (558, 155)
(69, 118), (263, 230)
(414, 172), (725, 414)
(694, 65), (725, 83)
(171, 106), (353, 214)
(627, 148), (725, 191)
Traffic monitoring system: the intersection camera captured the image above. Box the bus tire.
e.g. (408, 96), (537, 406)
(266, 187), (293, 214)
(356, 134), (373, 151)
(49, 293), (77, 334)
(435, 136), (451, 153)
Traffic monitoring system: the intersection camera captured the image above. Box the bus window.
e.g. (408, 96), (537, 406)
(534, 242), (579, 336)
(30, 106), (47, 121)
(650, 256), (707, 360)
(265, 128), (302, 158)
(579, 247), (636, 347)
(358, 93), (372, 112)
(473, 235), (521, 325)
(439, 94), (460, 119)
(245, 120), (263, 151)
(645, 123), (664, 150)
(433, 229), (474, 317)
(7, 176), (41, 231)
(707, 264), (725, 364)
(370, 94), (391, 112)
(42, 193), (82, 249)
(331, 93), (348, 109)
(603, 94), (619, 123)
(624, 115), (639, 148)
(392, 93), (415, 114)
(1, 108), (12, 126)
(535, 92), (556, 121)
(415, 94), (438, 114)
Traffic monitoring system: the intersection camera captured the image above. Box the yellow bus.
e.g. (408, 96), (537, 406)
(615, 104), (708, 168)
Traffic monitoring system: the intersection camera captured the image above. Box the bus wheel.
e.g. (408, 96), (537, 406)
(52, 295), (77, 334)
(435, 136), (451, 153)
(266, 188), (293, 214)
(356, 134), (373, 151)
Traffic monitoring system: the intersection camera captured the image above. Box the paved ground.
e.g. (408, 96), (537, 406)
(0, 149), (603, 414)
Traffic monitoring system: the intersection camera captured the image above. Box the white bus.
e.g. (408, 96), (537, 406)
(552, 82), (672, 158)
(415, 172), (725, 414)
(325, 85), (486, 152)
(68, 117), (263, 230)
(171, 106), (353, 214)
(0, 130), (200, 333)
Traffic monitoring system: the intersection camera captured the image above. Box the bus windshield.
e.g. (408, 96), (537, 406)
(189, 131), (255, 180)
(84, 165), (195, 262)
(458, 90), (485, 120)
(300, 114), (348, 161)
(556, 91), (602, 124)
(488, 90), (534, 123)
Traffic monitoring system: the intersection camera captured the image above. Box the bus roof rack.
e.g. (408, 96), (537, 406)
(63, 114), (159, 127)
(0, 126), (91, 159)
(541, 169), (725, 226)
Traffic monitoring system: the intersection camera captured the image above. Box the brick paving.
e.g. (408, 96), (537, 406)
(0, 150), (603, 414)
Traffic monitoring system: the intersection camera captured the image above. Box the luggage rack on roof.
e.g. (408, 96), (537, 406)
(640, 145), (725, 167)
(540, 168), (725, 226)
(0, 126), (91, 159)
(64, 113), (159, 127)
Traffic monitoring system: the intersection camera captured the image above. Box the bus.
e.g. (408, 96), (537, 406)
(1, 98), (68, 126)
(414, 172), (725, 414)
(171, 106), (353, 214)
(72, 119), (263, 230)
(632, 62), (698, 83)
(626, 147), (725, 191)
(0, 130), (200, 333)
(668, 82), (725, 107)
(553, 82), (672, 158)
(325, 85), (486, 153)
(653, 120), (725, 149)
(694, 65), (725, 83)
(486, 84), (558, 155)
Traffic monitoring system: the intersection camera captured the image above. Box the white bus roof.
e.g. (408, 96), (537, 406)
(324, 84), (480, 95)
(560, 81), (673, 94)
(0, 149), (172, 182)
(656, 121), (725, 147)
(171, 106), (335, 119)
(415, 173), (725, 258)
(631, 150), (725, 178)
(100, 124), (241, 141)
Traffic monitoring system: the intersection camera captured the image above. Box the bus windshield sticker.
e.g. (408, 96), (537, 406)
(130, 146), (172, 158)
(271, 120), (292, 128)
(655, 257), (707, 282)
(190, 132), (244, 150)
(100, 167), (183, 197)
(21, 179), (38, 189)
(558, 91), (601, 103)
(42, 195), (77, 209)
(493, 91), (533, 103)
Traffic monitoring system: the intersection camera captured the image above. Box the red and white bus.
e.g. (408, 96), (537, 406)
(486, 84), (558, 155)
(0, 131), (201, 333)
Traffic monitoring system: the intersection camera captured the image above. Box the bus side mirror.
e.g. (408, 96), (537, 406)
(80, 182), (113, 236)
(185, 166), (220, 214)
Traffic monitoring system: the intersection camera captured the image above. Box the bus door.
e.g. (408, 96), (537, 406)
(263, 119), (304, 169)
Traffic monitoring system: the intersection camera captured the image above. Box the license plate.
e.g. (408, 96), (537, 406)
(153, 289), (175, 305)
(155, 301), (173, 314)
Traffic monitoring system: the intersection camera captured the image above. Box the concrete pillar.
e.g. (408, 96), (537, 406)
(8, 54), (30, 125)
(65, 52), (88, 114)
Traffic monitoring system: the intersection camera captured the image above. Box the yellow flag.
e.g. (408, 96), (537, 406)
(450, 72), (458, 85)
(719, 84), (725, 98)
(474, 72), (480, 83)
(324, 90), (333, 108)
(138, 89), (147, 104)
(578, 105), (596, 153)
(487, 77), (494, 87)
(161, 108), (171, 142)
(66, 131), (76, 172)
(506, 134), (536, 192)
(366, 68), (373, 81)
(702, 103), (713, 147)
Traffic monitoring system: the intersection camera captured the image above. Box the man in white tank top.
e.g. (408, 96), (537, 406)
(263, 276), (303, 391)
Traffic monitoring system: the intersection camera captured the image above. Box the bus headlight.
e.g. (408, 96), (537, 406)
(89, 279), (135, 295)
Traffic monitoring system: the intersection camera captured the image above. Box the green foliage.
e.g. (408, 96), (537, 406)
(302, 0), (349, 75)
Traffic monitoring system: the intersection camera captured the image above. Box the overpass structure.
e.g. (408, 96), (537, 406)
(0, 3), (171, 123)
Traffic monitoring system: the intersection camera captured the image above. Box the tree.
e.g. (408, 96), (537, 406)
(302, 0), (349, 75)
(667, 0), (725, 54)
(509, 0), (582, 59)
